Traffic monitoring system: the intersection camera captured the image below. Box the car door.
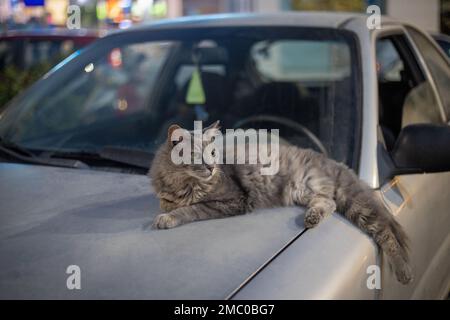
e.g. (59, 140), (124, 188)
(375, 27), (450, 299)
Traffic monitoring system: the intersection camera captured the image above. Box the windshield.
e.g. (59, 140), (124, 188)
(0, 27), (360, 168)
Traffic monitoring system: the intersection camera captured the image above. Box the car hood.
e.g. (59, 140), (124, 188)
(0, 163), (305, 299)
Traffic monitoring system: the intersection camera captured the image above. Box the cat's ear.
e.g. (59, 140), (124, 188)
(203, 120), (221, 142)
(204, 120), (221, 132)
(168, 124), (183, 146)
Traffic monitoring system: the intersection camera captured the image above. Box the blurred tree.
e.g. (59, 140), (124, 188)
(0, 63), (50, 110)
(0, 57), (60, 111)
(81, 2), (99, 28)
(292, 0), (365, 12)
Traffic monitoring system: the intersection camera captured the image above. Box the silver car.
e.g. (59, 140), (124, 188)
(0, 12), (449, 299)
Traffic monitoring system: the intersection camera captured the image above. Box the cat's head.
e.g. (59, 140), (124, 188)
(149, 121), (222, 212)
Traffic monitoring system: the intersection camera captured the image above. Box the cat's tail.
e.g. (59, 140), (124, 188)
(335, 170), (413, 284)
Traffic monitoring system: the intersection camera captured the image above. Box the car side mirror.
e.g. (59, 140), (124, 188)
(391, 124), (450, 174)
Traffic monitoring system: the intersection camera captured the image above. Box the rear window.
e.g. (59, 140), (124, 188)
(252, 40), (351, 81)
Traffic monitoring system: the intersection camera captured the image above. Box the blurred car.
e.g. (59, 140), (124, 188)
(431, 33), (450, 58)
(0, 29), (99, 71)
(0, 13), (449, 299)
(0, 29), (99, 108)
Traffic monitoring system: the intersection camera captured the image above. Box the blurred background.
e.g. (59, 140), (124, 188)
(1, 0), (449, 32)
(0, 0), (449, 108)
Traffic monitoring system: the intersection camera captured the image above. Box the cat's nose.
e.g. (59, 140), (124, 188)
(205, 163), (214, 173)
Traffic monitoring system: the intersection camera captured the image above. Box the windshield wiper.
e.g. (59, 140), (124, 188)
(0, 136), (35, 157)
(0, 137), (89, 169)
(46, 146), (153, 171)
(0, 138), (152, 171)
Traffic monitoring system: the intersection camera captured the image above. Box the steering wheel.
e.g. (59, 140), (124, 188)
(233, 115), (328, 156)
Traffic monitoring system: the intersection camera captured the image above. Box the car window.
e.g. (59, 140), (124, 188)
(376, 39), (404, 82)
(376, 35), (442, 150)
(23, 40), (76, 69)
(252, 40), (351, 81)
(0, 40), (13, 70)
(406, 27), (450, 121)
(0, 39), (81, 71)
(435, 38), (450, 58)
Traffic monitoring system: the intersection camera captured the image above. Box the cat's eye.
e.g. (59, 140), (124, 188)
(211, 150), (216, 157)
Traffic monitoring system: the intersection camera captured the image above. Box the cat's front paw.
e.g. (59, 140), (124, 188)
(304, 208), (324, 228)
(152, 213), (182, 229)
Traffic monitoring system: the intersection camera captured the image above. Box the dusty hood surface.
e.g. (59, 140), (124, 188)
(0, 163), (305, 299)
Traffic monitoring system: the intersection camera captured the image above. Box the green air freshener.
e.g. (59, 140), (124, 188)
(186, 68), (206, 105)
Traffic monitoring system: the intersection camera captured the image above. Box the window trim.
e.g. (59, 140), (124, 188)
(405, 25), (450, 65)
(374, 26), (446, 125)
(402, 25), (448, 123)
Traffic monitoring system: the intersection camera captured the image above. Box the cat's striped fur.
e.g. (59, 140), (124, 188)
(149, 123), (413, 284)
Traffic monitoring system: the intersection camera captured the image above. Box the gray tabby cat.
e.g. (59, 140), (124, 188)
(149, 121), (413, 284)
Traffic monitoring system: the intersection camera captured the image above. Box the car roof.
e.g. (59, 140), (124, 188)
(128, 12), (398, 32)
(135, 12), (359, 30)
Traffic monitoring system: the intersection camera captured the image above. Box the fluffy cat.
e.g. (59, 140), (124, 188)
(149, 121), (413, 284)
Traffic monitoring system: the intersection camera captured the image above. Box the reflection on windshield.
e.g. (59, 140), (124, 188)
(0, 28), (360, 168)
